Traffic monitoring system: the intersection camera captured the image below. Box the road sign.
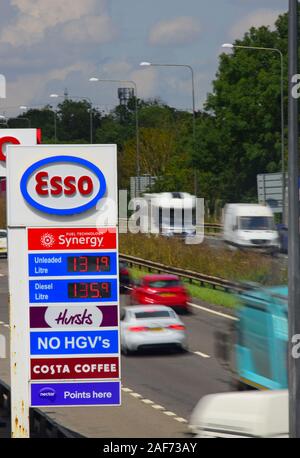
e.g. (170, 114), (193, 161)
(257, 172), (288, 213)
(6, 144), (120, 438)
(30, 381), (121, 407)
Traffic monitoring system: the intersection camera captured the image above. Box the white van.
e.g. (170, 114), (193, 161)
(189, 390), (288, 438)
(223, 204), (279, 249)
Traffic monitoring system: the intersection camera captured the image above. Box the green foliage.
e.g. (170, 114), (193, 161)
(194, 13), (290, 203)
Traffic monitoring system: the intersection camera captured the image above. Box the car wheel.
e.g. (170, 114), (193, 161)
(180, 343), (189, 353)
(121, 344), (132, 356)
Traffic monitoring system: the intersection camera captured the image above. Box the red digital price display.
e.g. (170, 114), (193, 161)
(67, 281), (111, 299)
(67, 255), (111, 273)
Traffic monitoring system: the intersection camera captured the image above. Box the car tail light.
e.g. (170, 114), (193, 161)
(128, 326), (149, 332)
(168, 324), (186, 331)
(120, 268), (129, 275)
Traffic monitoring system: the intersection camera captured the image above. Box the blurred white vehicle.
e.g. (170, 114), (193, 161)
(223, 204), (279, 250)
(0, 229), (7, 257)
(189, 390), (288, 438)
(120, 305), (188, 354)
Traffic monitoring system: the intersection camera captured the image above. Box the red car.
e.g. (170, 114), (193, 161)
(130, 274), (190, 313)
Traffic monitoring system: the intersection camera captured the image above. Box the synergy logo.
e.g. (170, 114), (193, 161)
(40, 233), (56, 248)
(20, 156), (107, 215)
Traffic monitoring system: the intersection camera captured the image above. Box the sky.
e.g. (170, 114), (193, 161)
(0, 0), (288, 116)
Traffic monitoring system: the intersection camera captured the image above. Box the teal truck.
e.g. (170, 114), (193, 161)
(216, 285), (288, 390)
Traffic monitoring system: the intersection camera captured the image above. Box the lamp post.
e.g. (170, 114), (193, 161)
(89, 77), (140, 196)
(140, 61), (197, 195)
(222, 43), (286, 223)
(50, 93), (94, 143)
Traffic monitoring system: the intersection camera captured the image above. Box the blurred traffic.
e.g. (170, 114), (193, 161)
(130, 274), (190, 313)
(120, 305), (188, 355)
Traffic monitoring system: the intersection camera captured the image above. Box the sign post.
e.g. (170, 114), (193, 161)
(6, 145), (120, 438)
(288, 0), (300, 438)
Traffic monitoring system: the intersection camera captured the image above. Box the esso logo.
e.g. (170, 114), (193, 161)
(20, 156), (107, 215)
(0, 136), (20, 161)
(0, 129), (41, 161)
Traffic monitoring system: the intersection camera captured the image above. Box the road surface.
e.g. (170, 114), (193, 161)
(0, 259), (233, 437)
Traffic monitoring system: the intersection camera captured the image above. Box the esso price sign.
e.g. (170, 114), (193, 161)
(20, 156), (107, 215)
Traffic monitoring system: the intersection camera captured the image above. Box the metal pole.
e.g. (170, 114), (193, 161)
(133, 83), (140, 198)
(141, 63), (197, 195)
(189, 66), (197, 197)
(54, 110), (57, 143)
(90, 79), (140, 196)
(231, 45), (285, 222)
(279, 51), (286, 224)
(90, 108), (93, 144)
(288, 0), (300, 439)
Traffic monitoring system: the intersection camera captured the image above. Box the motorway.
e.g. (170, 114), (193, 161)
(0, 259), (234, 438)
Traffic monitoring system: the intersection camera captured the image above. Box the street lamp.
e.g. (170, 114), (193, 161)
(89, 77), (140, 196)
(50, 93), (94, 143)
(222, 43), (286, 223)
(140, 61), (197, 195)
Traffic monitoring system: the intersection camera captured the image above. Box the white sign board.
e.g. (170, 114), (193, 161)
(0, 129), (40, 177)
(6, 144), (120, 438)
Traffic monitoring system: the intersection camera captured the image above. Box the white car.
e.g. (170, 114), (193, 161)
(189, 390), (288, 438)
(120, 305), (188, 354)
(0, 229), (7, 257)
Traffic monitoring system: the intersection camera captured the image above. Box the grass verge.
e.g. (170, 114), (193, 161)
(120, 233), (286, 286)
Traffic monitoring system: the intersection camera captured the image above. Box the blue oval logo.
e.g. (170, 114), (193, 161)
(20, 155), (107, 216)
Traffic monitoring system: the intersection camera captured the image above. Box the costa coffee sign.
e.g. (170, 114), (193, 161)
(20, 156), (107, 215)
(0, 129), (41, 177)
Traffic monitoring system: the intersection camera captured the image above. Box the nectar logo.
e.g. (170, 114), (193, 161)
(38, 387), (56, 401)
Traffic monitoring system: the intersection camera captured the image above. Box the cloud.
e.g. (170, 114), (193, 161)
(130, 68), (158, 99)
(4, 61), (96, 110)
(63, 15), (117, 44)
(149, 16), (201, 46)
(1, 0), (112, 46)
(230, 9), (281, 39)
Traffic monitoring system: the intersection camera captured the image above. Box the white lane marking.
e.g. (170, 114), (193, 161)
(121, 387), (133, 393)
(0, 321), (9, 328)
(175, 417), (187, 423)
(142, 399), (154, 405)
(164, 411), (176, 417)
(152, 404), (165, 410)
(130, 392), (142, 398)
(121, 386), (188, 425)
(193, 351), (211, 359)
(188, 302), (238, 321)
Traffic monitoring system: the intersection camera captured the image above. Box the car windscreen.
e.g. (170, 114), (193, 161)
(0, 232), (6, 238)
(239, 216), (275, 231)
(134, 311), (174, 319)
(147, 280), (181, 288)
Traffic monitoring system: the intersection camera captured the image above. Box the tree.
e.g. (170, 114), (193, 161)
(193, 13), (290, 203)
